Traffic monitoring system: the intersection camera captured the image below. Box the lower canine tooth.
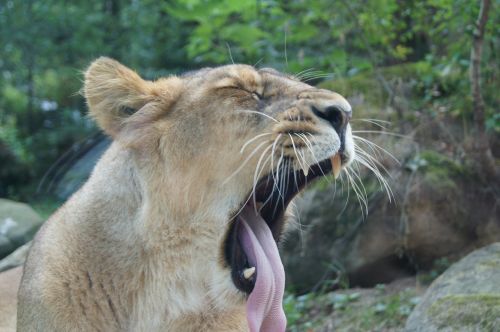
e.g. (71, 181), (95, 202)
(243, 267), (256, 279)
(331, 153), (341, 179)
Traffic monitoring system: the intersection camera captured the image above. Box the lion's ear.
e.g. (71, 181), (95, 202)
(84, 57), (154, 137)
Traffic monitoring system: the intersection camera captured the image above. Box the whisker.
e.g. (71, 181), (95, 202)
(280, 158), (288, 209)
(288, 134), (307, 173)
(252, 149), (273, 209)
(303, 133), (330, 179)
(240, 132), (273, 153)
(237, 110), (279, 123)
(301, 73), (334, 82)
(294, 68), (317, 80)
(344, 167), (368, 217)
(347, 165), (369, 217)
(226, 42), (235, 64)
(337, 170), (351, 216)
(355, 118), (391, 125)
(352, 130), (410, 139)
(292, 156), (299, 192)
(267, 134), (282, 198)
(352, 135), (399, 164)
(351, 118), (391, 129)
(284, 25), (288, 68)
(355, 146), (393, 179)
(354, 154), (394, 202)
(253, 57), (264, 68)
(295, 133), (323, 179)
(296, 70), (325, 79)
(273, 157), (289, 215)
(259, 155), (284, 212)
(223, 140), (269, 185)
(270, 150), (285, 204)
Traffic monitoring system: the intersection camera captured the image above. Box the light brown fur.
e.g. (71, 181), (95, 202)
(1, 58), (353, 331)
(0, 267), (21, 331)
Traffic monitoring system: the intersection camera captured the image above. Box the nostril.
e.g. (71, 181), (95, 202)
(324, 106), (344, 127)
(311, 105), (345, 130)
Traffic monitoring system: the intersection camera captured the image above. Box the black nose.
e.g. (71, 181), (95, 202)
(311, 105), (351, 133)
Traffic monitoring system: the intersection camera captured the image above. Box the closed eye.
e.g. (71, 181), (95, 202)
(222, 86), (263, 101)
(251, 91), (263, 100)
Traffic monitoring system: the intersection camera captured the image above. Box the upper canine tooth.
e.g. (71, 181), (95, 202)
(302, 164), (309, 177)
(331, 153), (341, 179)
(243, 267), (256, 279)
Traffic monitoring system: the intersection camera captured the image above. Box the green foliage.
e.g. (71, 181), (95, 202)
(283, 293), (317, 330)
(418, 151), (467, 177)
(0, 0), (498, 199)
(166, 0), (410, 72)
(0, 0), (193, 199)
(486, 113), (500, 133)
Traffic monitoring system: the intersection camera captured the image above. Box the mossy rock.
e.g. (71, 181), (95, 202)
(0, 241), (31, 272)
(0, 199), (43, 259)
(428, 294), (500, 331)
(404, 243), (500, 331)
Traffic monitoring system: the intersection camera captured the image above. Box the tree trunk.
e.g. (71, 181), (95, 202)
(26, 0), (36, 133)
(469, 0), (497, 181)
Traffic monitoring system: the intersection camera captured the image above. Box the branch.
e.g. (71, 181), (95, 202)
(470, 0), (491, 134)
(469, 0), (497, 181)
(338, 0), (395, 100)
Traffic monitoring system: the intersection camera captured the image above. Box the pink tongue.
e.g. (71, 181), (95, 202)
(238, 206), (286, 332)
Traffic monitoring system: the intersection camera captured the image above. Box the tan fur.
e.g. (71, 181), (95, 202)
(0, 267), (22, 331)
(1, 58), (354, 331)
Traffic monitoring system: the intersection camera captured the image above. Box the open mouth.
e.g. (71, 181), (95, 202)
(223, 152), (343, 330)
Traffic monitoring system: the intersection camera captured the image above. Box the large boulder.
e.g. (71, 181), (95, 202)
(0, 199), (43, 259)
(0, 242), (31, 272)
(54, 138), (110, 199)
(404, 243), (500, 331)
(281, 158), (499, 292)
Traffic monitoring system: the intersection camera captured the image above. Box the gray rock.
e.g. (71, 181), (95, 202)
(0, 199), (43, 259)
(55, 138), (110, 199)
(281, 161), (500, 292)
(0, 241), (30, 272)
(404, 243), (500, 332)
(0, 234), (15, 259)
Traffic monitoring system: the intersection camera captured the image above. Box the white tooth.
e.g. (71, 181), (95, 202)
(302, 163), (309, 177)
(243, 267), (256, 279)
(331, 153), (341, 179)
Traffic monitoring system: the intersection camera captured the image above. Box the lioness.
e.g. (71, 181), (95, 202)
(12, 58), (354, 331)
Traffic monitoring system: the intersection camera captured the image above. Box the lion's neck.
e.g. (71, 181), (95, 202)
(86, 142), (227, 229)
(65, 143), (241, 324)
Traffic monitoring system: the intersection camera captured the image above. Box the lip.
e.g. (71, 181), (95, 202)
(223, 155), (336, 294)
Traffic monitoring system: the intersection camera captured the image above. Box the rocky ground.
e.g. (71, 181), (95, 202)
(1, 200), (499, 331)
(285, 277), (426, 332)
(286, 243), (500, 332)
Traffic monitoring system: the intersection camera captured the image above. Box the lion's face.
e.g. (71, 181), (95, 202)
(84, 58), (354, 330)
(154, 64), (353, 208)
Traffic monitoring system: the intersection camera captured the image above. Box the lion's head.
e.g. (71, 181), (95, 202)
(84, 58), (354, 331)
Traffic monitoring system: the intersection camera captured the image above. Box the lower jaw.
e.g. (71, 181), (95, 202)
(224, 157), (334, 294)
